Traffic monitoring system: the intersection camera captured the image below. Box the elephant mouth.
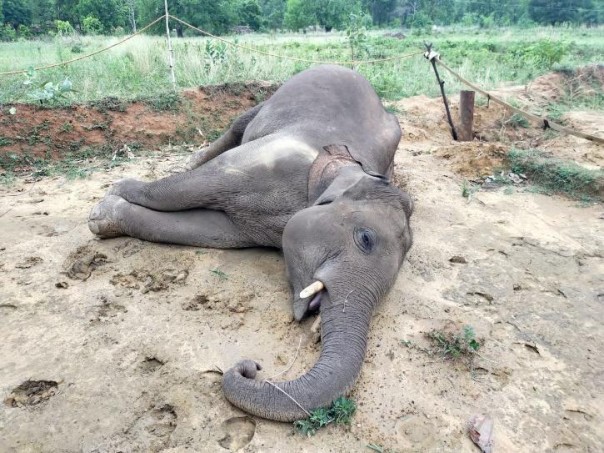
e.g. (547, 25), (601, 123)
(294, 280), (326, 320)
(308, 290), (324, 312)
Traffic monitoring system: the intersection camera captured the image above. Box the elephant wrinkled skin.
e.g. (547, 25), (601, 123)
(88, 65), (414, 422)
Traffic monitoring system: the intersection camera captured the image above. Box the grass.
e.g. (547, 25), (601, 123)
(507, 148), (604, 201)
(0, 25), (602, 105)
(427, 325), (481, 359)
(294, 396), (356, 437)
(0, 146), (128, 182)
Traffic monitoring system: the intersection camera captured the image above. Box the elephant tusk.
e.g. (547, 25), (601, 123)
(300, 281), (324, 299)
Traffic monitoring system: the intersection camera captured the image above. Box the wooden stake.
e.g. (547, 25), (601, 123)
(425, 43), (458, 141)
(459, 90), (475, 141)
(164, 0), (176, 90)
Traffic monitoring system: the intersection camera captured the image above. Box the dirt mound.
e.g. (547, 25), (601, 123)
(528, 64), (604, 102)
(0, 82), (278, 166)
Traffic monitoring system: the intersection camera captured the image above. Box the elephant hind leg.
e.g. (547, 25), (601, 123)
(187, 102), (264, 170)
(88, 195), (255, 248)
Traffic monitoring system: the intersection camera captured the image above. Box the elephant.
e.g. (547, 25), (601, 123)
(88, 64), (414, 422)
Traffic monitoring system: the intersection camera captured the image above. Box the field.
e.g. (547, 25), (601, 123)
(1, 25), (603, 104)
(1, 25), (603, 452)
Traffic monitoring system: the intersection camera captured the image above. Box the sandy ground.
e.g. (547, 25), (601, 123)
(1, 90), (604, 452)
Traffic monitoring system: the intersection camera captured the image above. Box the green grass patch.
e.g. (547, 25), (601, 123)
(294, 396), (356, 437)
(0, 26), (602, 104)
(508, 149), (604, 201)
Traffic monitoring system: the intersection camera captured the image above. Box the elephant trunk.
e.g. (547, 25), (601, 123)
(222, 290), (372, 422)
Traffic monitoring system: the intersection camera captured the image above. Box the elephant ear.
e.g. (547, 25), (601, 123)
(323, 144), (392, 182)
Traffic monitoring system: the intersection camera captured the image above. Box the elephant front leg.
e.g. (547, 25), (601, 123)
(88, 195), (254, 248)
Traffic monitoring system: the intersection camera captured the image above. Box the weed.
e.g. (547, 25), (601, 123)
(210, 269), (228, 280)
(505, 113), (529, 128)
(0, 136), (13, 147)
(507, 148), (603, 201)
(60, 122), (74, 133)
(294, 396), (356, 437)
(140, 92), (182, 112)
(461, 179), (478, 198)
(427, 325), (481, 359)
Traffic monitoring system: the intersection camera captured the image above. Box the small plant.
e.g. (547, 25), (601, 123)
(461, 179), (478, 198)
(294, 397), (356, 437)
(140, 92), (182, 112)
(427, 325), (481, 360)
(505, 113), (529, 128)
(23, 68), (76, 104)
(210, 269), (228, 280)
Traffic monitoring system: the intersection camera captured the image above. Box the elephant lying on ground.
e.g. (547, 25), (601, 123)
(88, 64), (414, 422)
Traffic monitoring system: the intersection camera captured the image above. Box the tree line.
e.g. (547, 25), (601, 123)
(1, 0), (602, 40)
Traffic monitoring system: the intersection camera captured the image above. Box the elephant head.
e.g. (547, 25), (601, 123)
(222, 163), (413, 421)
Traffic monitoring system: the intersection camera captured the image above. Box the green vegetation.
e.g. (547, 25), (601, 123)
(1, 1), (602, 42)
(0, 26), (602, 105)
(508, 149), (604, 201)
(294, 396), (356, 436)
(0, 145), (127, 182)
(427, 325), (481, 359)
(210, 268), (229, 280)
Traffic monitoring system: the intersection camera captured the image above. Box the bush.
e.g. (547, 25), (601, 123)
(82, 16), (103, 35)
(0, 24), (17, 42)
(17, 24), (31, 39)
(55, 20), (75, 36)
(508, 39), (568, 70)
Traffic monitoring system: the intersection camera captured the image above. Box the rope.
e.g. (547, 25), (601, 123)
(0, 16), (166, 77)
(169, 15), (423, 66)
(424, 51), (604, 145)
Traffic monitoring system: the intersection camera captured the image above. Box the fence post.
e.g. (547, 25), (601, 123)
(459, 90), (475, 141)
(164, 0), (177, 90)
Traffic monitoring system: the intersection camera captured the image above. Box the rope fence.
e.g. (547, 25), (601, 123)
(0, 14), (601, 146)
(424, 50), (604, 145)
(0, 15), (166, 77)
(169, 15), (423, 66)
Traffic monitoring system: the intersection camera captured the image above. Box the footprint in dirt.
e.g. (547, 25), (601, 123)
(4, 380), (59, 407)
(217, 416), (256, 451)
(126, 404), (177, 451)
(63, 245), (109, 281)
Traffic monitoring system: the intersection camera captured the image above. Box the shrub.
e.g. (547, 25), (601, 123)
(82, 16), (103, 35)
(55, 20), (75, 36)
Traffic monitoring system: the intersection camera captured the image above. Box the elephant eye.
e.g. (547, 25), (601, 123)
(354, 227), (377, 254)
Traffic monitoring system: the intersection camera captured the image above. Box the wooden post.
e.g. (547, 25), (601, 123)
(164, 0), (176, 90)
(459, 90), (475, 141)
(424, 43), (458, 141)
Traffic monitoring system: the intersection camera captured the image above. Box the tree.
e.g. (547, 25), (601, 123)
(125, 0), (137, 32)
(235, 0), (263, 30)
(259, 0), (286, 29)
(3, 0), (33, 28)
(363, 0), (397, 25)
(284, 0), (356, 31)
(77, 0), (128, 31)
(55, 0), (79, 25)
(528, 0), (589, 24)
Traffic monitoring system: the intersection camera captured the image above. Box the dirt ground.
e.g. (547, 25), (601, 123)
(1, 74), (603, 452)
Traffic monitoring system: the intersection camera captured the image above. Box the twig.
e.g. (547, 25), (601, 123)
(264, 381), (311, 417)
(267, 337), (303, 380)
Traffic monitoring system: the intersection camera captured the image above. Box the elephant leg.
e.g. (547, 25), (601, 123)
(187, 102), (264, 170)
(88, 195), (254, 247)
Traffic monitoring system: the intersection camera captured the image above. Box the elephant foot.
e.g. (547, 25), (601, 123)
(88, 194), (127, 238)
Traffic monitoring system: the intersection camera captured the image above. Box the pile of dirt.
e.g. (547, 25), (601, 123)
(528, 64), (604, 103)
(0, 82), (278, 166)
